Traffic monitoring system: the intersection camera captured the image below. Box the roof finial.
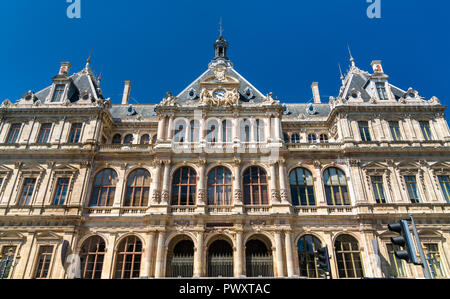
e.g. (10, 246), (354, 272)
(219, 17), (223, 37)
(338, 63), (345, 83)
(347, 44), (355, 67)
(85, 49), (93, 69)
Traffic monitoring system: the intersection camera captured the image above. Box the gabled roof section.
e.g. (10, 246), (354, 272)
(16, 61), (105, 105)
(174, 65), (267, 106)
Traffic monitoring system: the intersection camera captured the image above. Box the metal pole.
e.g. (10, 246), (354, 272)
(409, 215), (433, 279)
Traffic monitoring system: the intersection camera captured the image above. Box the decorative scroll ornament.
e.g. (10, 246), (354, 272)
(199, 88), (239, 107)
(263, 92), (279, 105)
(160, 92), (178, 106)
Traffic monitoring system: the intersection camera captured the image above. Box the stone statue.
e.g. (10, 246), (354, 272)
(160, 92), (177, 106)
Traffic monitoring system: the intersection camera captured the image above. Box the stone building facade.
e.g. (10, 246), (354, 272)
(0, 34), (449, 279)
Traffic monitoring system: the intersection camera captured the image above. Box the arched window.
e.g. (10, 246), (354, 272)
(207, 120), (219, 144)
(308, 133), (317, 144)
(324, 168), (350, 206)
(298, 235), (322, 278)
(140, 134), (150, 145)
(283, 133), (290, 143)
(80, 236), (106, 279)
(189, 120), (200, 143)
(320, 134), (329, 143)
(222, 120), (232, 143)
(290, 168), (315, 206)
(245, 238), (273, 277)
(167, 239), (194, 278)
(171, 167), (197, 206)
(124, 134), (134, 145)
(335, 235), (364, 278)
(124, 169), (151, 207)
(207, 167), (232, 205)
(174, 120), (187, 143)
(90, 169), (118, 207)
(241, 119), (251, 142)
(112, 134), (122, 144)
(114, 236), (142, 279)
(207, 240), (234, 277)
(243, 166), (269, 205)
(256, 119), (265, 142)
(291, 134), (300, 144)
(151, 135), (157, 144)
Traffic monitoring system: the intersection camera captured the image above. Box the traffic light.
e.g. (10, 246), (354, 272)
(388, 220), (419, 264)
(316, 246), (331, 278)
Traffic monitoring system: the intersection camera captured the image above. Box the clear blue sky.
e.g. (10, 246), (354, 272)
(1, 1), (449, 111)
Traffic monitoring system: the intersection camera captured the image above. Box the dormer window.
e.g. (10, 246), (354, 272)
(376, 82), (388, 100)
(51, 84), (66, 102)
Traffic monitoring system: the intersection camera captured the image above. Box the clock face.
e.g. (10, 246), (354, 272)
(213, 90), (226, 100)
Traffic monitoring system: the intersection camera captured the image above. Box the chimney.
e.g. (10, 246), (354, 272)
(371, 60), (384, 74)
(122, 80), (132, 105)
(59, 62), (71, 76)
(311, 82), (321, 104)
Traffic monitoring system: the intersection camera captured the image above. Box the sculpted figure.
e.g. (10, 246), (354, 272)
(160, 92), (177, 106)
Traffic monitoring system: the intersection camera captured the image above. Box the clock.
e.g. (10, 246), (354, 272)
(213, 90), (226, 100)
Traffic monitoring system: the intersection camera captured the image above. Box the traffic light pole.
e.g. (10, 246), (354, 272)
(409, 215), (433, 279)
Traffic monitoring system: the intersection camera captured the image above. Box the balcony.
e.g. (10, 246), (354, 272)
(98, 144), (154, 153)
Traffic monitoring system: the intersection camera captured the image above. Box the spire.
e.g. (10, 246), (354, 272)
(214, 18), (229, 60)
(348, 45), (356, 68)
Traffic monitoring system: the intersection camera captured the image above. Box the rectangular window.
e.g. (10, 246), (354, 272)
(424, 244), (446, 278)
(404, 176), (420, 203)
(19, 178), (36, 206)
(53, 178), (70, 206)
(6, 124), (21, 144)
(0, 246), (17, 279)
(34, 246), (53, 279)
(68, 123), (82, 143)
(438, 175), (450, 203)
(387, 244), (407, 278)
(420, 121), (433, 141)
(389, 121), (402, 141)
(358, 121), (372, 142)
(371, 176), (386, 204)
(51, 84), (65, 102)
(376, 82), (388, 100)
(37, 123), (52, 144)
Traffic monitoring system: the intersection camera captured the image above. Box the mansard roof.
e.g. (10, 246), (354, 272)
(16, 64), (104, 105)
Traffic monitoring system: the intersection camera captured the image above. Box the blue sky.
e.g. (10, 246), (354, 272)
(1, 1), (449, 111)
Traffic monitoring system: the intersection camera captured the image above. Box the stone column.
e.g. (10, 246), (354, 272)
(113, 165), (127, 209)
(194, 231), (204, 277)
(250, 118), (256, 143)
(273, 116), (281, 142)
(233, 117), (240, 143)
(167, 114), (175, 140)
(233, 159), (243, 205)
(270, 163), (280, 203)
(313, 161), (326, 205)
(157, 116), (166, 141)
(101, 234), (117, 279)
(154, 231), (166, 278)
(141, 232), (156, 278)
(234, 231), (244, 277)
(284, 230), (295, 277)
(151, 161), (163, 204)
(265, 113), (272, 142)
(274, 231), (285, 277)
(197, 160), (207, 206)
(161, 161), (171, 205)
(278, 159), (290, 203)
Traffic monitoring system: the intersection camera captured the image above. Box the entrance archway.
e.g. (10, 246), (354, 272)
(166, 238), (194, 277)
(207, 239), (234, 277)
(245, 238), (274, 277)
